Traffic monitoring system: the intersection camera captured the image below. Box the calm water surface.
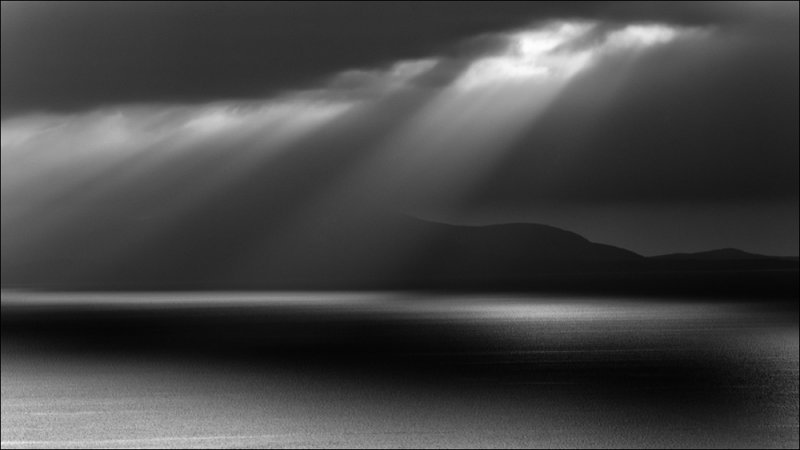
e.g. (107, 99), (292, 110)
(2, 292), (798, 448)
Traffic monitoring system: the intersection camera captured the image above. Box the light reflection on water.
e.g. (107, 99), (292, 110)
(2, 292), (798, 448)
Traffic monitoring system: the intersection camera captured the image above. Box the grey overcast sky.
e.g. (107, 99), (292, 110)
(1, 1), (798, 288)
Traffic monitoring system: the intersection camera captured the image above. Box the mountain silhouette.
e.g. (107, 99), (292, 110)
(3, 214), (796, 297)
(399, 220), (642, 288)
(652, 248), (773, 261)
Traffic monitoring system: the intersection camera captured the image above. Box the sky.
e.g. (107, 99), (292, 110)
(1, 1), (798, 287)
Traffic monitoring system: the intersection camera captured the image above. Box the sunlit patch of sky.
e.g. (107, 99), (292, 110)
(456, 21), (706, 89)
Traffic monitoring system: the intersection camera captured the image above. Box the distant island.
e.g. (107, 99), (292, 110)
(3, 217), (797, 297)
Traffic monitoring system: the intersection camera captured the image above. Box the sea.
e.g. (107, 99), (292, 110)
(2, 291), (798, 448)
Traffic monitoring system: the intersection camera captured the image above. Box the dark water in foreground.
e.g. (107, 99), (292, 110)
(2, 292), (798, 448)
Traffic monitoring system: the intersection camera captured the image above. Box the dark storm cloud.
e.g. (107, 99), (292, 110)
(2, 1), (791, 117)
